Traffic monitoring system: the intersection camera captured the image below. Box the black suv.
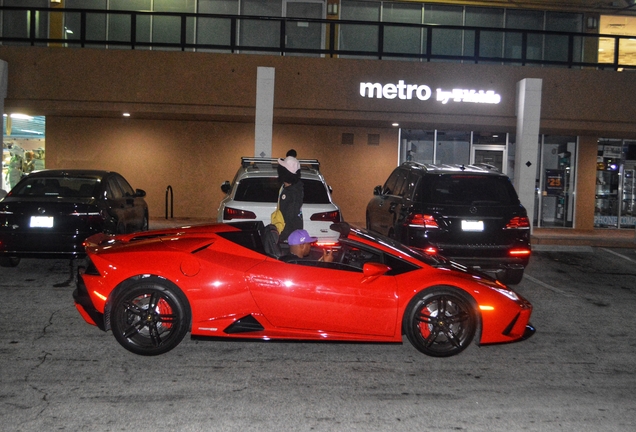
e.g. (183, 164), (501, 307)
(366, 163), (530, 284)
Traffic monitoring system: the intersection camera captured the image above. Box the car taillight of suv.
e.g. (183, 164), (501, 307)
(406, 214), (439, 229)
(310, 210), (341, 222)
(223, 207), (257, 220)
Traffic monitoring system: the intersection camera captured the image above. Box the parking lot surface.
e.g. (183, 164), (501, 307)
(1, 247), (635, 431)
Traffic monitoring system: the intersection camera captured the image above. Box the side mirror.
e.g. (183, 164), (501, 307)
(373, 185), (382, 196)
(361, 262), (391, 283)
(221, 181), (231, 194)
(135, 189), (146, 198)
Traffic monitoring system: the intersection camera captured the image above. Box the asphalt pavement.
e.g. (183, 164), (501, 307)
(1, 245), (635, 431)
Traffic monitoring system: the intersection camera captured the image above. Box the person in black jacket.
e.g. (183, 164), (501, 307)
(277, 155), (303, 242)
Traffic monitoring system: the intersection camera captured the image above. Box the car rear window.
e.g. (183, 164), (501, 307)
(422, 174), (519, 205)
(11, 177), (100, 198)
(234, 178), (331, 204)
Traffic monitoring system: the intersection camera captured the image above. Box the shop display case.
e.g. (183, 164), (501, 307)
(594, 159), (620, 227)
(622, 168), (635, 227)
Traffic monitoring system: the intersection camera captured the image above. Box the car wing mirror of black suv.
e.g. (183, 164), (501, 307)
(221, 181), (231, 194)
(373, 185), (382, 195)
(135, 189), (146, 198)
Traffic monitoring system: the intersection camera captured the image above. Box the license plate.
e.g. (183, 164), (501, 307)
(461, 220), (483, 232)
(30, 216), (54, 228)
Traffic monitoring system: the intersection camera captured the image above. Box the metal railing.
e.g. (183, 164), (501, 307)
(0, 5), (634, 71)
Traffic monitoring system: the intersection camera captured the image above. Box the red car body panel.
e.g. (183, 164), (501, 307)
(74, 222), (533, 354)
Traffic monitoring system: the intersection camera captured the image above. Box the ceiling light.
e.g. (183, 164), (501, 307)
(122, 113), (131, 117)
(392, 123), (399, 127)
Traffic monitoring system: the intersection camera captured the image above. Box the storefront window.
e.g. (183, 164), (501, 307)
(197, 0), (239, 53)
(595, 139), (636, 229)
(339, 0), (380, 58)
(2, 115), (46, 193)
(464, 7), (504, 61)
(382, 1), (423, 60)
(109, 0), (152, 49)
(401, 130), (508, 169)
(2, 0), (49, 47)
(534, 135), (577, 228)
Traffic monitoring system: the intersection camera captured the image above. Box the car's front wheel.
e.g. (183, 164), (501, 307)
(403, 286), (477, 357)
(110, 279), (191, 356)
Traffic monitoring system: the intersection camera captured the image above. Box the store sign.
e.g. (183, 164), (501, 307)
(359, 80), (501, 104)
(545, 169), (565, 196)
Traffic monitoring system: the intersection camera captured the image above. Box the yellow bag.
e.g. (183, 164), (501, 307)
(271, 208), (285, 233)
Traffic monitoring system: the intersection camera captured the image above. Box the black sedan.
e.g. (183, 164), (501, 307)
(0, 170), (148, 267)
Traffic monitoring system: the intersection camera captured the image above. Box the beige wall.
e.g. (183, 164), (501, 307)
(46, 116), (398, 223)
(3, 46), (636, 137)
(575, 136), (601, 231)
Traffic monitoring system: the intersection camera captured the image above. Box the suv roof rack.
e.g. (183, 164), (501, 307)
(403, 162), (501, 174)
(241, 157), (320, 170)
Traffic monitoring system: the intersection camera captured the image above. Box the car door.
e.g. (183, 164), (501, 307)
(371, 168), (408, 236)
(113, 174), (145, 231)
(247, 257), (398, 337)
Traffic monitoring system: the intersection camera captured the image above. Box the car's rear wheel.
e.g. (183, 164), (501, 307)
(404, 286), (477, 357)
(0, 256), (20, 267)
(110, 279), (191, 356)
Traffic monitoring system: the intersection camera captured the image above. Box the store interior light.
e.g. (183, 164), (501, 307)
(9, 113), (34, 120)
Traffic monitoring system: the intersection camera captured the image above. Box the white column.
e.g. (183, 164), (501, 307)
(0, 60), (8, 192)
(254, 67), (275, 158)
(514, 78), (542, 232)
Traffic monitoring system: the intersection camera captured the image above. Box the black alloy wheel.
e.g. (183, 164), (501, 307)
(404, 286), (477, 357)
(110, 280), (191, 356)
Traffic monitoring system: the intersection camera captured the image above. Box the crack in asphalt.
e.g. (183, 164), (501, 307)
(35, 311), (58, 341)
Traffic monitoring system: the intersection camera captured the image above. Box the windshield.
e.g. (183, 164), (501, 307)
(349, 225), (446, 267)
(10, 177), (100, 198)
(234, 177), (331, 204)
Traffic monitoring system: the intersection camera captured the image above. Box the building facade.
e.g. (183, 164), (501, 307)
(2, 0), (636, 233)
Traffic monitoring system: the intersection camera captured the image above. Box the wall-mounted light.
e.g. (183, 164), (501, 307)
(50, 0), (62, 3)
(123, 113), (131, 117)
(327, 3), (339, 16)
(392, 123), (399, 127)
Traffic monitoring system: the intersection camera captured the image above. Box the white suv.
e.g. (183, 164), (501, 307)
(217, 158), (342, 241)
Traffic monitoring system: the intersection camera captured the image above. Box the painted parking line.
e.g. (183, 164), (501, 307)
(600, 248), (636, 263)
(523, 274), (575, 298)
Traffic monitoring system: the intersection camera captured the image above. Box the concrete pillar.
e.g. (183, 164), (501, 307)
(254, 67), (275, 158)
(1, 60), (7, 192)
(514, 78), (542, 232)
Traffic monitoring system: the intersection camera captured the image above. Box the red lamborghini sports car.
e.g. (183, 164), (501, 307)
(73, 222), (534, 357)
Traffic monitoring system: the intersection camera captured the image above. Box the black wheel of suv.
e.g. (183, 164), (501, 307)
(0, 256), (20, 267)
(500, 266), (524, 285)
(404, 286), (477, 357)
(110, 279), (191, 356)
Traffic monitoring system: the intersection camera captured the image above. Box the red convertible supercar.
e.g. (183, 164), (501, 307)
(73, 222), (534, 357)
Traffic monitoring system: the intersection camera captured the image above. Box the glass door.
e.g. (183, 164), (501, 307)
(284, 1), (325, 56)
(535, 136), (578, 228)
(471, 145), (507, 173)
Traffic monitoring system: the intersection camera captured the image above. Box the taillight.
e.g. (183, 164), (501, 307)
(423, 246), (438, 255)
(407, 214), (439, 229)
(509, 249), (531, 257)
(310, 210), (341, 222)
(505, 216), (530, 229)
(223, 207), (257, 220)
